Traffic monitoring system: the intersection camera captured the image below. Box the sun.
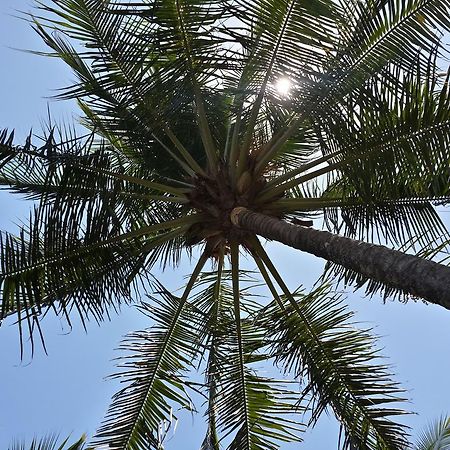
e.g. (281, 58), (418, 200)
(274, 77), (292, 96)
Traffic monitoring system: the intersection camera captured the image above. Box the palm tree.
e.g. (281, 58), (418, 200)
(2, 0), (450, 448)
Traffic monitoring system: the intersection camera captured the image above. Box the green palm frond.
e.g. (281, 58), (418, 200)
(98, 260), (305, 450)
(415, 415), (450, 450)
(9, 435), (87, 450)
(0, 129), (186, 210)
(252, 241), (409, 450)
(219, 243), (303, 449)
(191, 252), (304, 449)
(92, 252), (209, 450)
(267, 290), (408, 449)
(225, 0), (338, 173)
(32, 0), (234, 174)
(309, 0), (450, 115)
(0, 211), (192, 354)
(0, 130), (199, 350)
(199, 254), (224, 450)
(319, 61), (450, 206)
(334, 0), (448, 71)
(264, 48), (450, 200)
(298, 52), (450, 299)
(254, 3), (450, 173)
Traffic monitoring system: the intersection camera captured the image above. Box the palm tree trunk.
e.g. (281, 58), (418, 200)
(231, 207), (450, 310)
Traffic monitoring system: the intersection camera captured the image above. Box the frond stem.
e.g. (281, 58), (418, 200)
(162, 126), (207, 177)
(174, 0), (218, 172)
(230, 241), (251, 448)
(238, 0), (296, 178)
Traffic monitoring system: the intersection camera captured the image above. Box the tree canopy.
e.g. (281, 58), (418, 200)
(2, 0), (450, 448)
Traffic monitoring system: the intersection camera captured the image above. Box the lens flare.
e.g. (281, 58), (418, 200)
(275, 77), (292, 96)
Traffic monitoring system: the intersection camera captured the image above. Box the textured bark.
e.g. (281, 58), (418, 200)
(231, 207), (450, 310)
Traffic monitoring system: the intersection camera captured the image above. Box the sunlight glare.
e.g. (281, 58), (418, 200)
(275, 77), (292, 96)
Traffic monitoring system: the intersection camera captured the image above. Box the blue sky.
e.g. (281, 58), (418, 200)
(1, 1), (450, 448)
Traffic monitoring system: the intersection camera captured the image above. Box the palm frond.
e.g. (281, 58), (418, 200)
(0, 209), (192, 355)
(92, 251), (209, 450)
(199, 250), (224, 450)
(254, 0), (450, 173)
(179, 255), (305, 449)
(318, 58), (450, 205)
(226, 0), (338, 173)
(257, 50), (450, 303)
(0, 129), (199, 351)
(0, 195), (194, 353)
(226, 0), (339, 174)
(201, 243), (304, 449)
(415, 415), (450, 450)
(262, 47), (450, 201)
(252, 239), (409, 450)
(0, 128), (186, 203)
(9, 434), (87, 450)
(32, 0), (235, 171)
(309, 0), (450, 118)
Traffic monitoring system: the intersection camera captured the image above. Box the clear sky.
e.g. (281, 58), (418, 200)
(1, 1), (450, 449)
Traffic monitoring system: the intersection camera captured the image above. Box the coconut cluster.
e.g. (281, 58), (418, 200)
(185, 163), (276, 255)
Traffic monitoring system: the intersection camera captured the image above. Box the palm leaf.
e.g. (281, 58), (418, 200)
(32, 0), (233, 173)
(415, 415), (450, 450)
(199, 251), (225, 450)
(9, 435), (87, 450)
(203, 243), (304, 449)
(252, 239), (409, 450)
(309, 0), (450, 118)
(254, 0), (450, 173)
(0, 130), (198, 351)
(92, 251), (209, 450)
(0, 129), (186, 207)
(262, 48), (450, 201)
(226, 0), (338, 172)
(179, 259), (305, 449)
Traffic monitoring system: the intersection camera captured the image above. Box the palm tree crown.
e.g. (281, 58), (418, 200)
(2, 0), (450, 448)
